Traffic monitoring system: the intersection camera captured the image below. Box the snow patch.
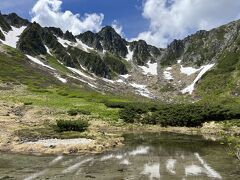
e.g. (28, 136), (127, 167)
(139, 61), (158, 75)
(120, 74), (131, 79)
(102, 78), (114, 83)
(54, 73), (67, 83)
(57, 37), (73, 48)
(116, 79), (125, 83)
(76, 39), (93, 52)
(1, 26), (26, 48)
(67, 67), (95, 81)
(44, 45), (52, 56)
(26, 55), (67, 83)
(141, 163), (160, 180)
(180, 65), (201, 76)
(130, 83), (152, 98)
(102, 49), (107, 54)
(68, 75), (97, 89)
(26, 55), (55, 70)
(181, 64), (215, 94)
(126, 45), (133, 61)
(166, 67), (172, 71)
(163, 68), (174, 80)
(177, 60), (182, 64)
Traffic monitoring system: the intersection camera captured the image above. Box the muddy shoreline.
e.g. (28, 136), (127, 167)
(0, 120), (234, 155)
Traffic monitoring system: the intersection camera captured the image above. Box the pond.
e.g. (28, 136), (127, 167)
(0, 132), (239, 180)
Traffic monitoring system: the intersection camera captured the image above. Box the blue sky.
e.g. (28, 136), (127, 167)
(61, 0), (149, 38)
(0, 0), (148, 38)
(1, 0), (240, 47)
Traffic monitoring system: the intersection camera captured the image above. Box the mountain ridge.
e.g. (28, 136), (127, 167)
(0, 12), (239, 101)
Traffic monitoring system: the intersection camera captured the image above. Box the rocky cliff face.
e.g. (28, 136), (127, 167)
(0, 13), (12, 33)
(2, 13), (29, 27)
(129, 40), (161, 65)
(160, 20), (240, 67)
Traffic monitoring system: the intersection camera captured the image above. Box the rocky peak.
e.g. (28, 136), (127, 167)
(129, 40), (161, 65)
(98, 26), (128, 57)
(46, 27), (76, 42)
(17, 22), (47, 56)
(17, 22), (74, 67)
(2, 13), (29, 28)
(0, 13), (12, 33)
(64, 30), (76, 42)
(46, 27), (64, 37)
(76, 31), (103, 51)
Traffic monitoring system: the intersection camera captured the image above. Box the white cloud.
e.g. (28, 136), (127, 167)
(31, 0), (104, 35)
(111, 20), (124, 37)
(136, 0), (240, 47)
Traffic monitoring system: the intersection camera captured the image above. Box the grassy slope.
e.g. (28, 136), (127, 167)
(0, 46), (62, 88)
(196, 48), (240, 105)
(0, 45), (135, 122)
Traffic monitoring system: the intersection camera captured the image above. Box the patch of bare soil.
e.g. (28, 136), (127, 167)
(0, 100), (123, 155)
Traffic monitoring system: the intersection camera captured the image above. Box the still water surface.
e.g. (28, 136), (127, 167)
(0, 132), (240, 180)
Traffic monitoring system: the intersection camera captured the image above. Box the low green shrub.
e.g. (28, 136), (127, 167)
(67, 109), (91, 116)
(24, 102), (33, 105)
(104, 101), (129, 108)
(56, 119), (89, 132)
(119, 103), (240, 127)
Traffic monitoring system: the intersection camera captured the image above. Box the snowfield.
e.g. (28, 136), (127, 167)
(67, 67), (95, 81)
(44, 45), (52, 56)
(181, 64), (215, 94)
(26, 55), (68, 83)
(76, 39), (94, 52)
(26, 55), (55, 70)
(180, 65), (201, 76)
(1, 26), (26, 48)
(163, 67), (174, 80)
(57, 37), (73, 48)
(120, 74), (131, 79)
(139, 61), (158, 75)
(126, 46), (133, 61)
(68, 75), (97, 89)
(54, 73), (67, 83)
(130, 83), (152, 98)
